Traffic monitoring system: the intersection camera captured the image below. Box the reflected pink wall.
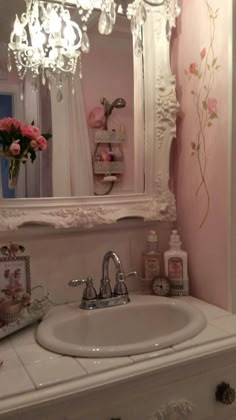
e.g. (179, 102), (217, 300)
(81, 33), (134, 192)
(5, 66), (19, 85)
(171, 0), (230, 308)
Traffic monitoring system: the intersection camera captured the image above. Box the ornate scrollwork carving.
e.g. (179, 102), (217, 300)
(41, 207), (116, 229)
(156, 76), (180, 148)
(151, 399), (194, 420)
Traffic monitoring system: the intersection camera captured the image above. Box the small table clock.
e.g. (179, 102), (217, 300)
(152, 276), (171, 297)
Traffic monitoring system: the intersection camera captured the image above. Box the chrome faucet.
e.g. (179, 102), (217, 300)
(100, 251), (128, 298)
(68, 251), (137, 310)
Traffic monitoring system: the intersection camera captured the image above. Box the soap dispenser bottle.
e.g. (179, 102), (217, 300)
(164, 230), (189, 296)
(141, 230), (162, 294)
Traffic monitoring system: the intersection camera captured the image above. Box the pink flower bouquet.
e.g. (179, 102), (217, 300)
(0, 117), (51, 163)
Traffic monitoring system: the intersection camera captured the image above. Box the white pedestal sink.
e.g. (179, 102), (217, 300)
(36, 295), (206, 357)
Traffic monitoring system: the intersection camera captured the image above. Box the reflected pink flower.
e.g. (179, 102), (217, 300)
(30, 126), (40, 139)
(37, 136), (47, 150)
(88, 107), (105, 129)
(200, 48), (206, 59)
(101, 150), (111, 161)
(9, 141), (20, 156)
(21, 124), (35, 139)
(30, 139), (37, 149)
(0, 117), (14, 131)
(189, 62), (197, 74)
(12, 118), (21, 129)
(207, 97), (217, 113)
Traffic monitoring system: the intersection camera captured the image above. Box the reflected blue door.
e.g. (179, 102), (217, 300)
(0, 94), (15, 198)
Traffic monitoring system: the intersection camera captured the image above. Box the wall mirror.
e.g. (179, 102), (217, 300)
(0, 0), (180, 231)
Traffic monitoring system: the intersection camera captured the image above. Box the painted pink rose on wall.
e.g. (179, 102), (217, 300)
(200, 48), (206, 59)
(189, 62), (197, 74)
(207, 97), (217, 114)
(185, 1), (220, 227)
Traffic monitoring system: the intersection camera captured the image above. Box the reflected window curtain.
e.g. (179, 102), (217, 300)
(0, 93), (15, 198)
(23, 75), (41, 197)
(51, 70), (93, 197)
(39, 84), (52, 197)
(68, 75), (93, 196)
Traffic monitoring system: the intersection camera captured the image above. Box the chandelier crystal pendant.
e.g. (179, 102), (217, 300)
(8, 0), (93, 101)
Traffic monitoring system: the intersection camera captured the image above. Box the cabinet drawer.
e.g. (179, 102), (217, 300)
(4, 360), (236, 420)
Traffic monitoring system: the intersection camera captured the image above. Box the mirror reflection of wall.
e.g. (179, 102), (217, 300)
(83, 14), (134, 195)
(0, 3), (141, 199)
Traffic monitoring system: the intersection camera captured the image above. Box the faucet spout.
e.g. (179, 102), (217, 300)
(99, 251), (128, 299)
(102, 251), (122, 280)
(100, 251), (123, 299)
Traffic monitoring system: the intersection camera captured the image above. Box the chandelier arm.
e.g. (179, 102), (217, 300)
(142, 0), (166, 7)
(41, 0), (77, 9)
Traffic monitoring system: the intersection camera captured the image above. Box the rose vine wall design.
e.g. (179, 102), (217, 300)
(185, 0), (219, 227)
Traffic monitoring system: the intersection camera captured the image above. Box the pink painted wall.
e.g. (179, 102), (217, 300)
(171, 0), (230, 308)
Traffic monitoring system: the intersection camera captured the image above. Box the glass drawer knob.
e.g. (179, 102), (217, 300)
(215, 382), (236, 405)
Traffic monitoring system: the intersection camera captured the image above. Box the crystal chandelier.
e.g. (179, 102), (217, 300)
(8, 0), (93, 101)
(8, 0), (180, 101)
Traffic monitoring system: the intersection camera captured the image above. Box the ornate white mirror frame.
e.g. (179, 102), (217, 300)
(0, 2), (180, 231)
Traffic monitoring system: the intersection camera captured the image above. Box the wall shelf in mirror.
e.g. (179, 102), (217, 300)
(0, 1), (180, 231)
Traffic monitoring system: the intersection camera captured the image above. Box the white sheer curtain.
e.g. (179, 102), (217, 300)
(21, 74), (41, 198)
(16, 75), (51, 198)
(51, 72), (94, 197)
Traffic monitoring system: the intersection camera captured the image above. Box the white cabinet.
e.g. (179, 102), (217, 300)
(3, 348), (236, 420)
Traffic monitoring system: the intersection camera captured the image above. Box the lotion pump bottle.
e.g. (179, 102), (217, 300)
(164, 230), (189, 296)
(141, 230), (162, 294)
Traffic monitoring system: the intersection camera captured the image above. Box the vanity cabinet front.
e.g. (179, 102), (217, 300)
(3, 348), (236, 420)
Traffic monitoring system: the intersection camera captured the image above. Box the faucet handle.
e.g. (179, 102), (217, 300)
(125, 271), (138, 279)
(114, 271), (137, 296)
(68, 277), (97, 300)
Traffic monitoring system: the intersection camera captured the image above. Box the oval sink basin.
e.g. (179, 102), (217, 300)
(36, 295), (206, 357)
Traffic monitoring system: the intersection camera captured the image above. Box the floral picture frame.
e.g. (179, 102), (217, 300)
(0, 243), (52, 340)
(0, 243), (31, 325)
(0, 255), (31, 297)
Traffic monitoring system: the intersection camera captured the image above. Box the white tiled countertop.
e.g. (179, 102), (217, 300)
(1, 296), (236, 413)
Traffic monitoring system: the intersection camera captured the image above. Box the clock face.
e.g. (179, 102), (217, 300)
(152, 276), (171, 296)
